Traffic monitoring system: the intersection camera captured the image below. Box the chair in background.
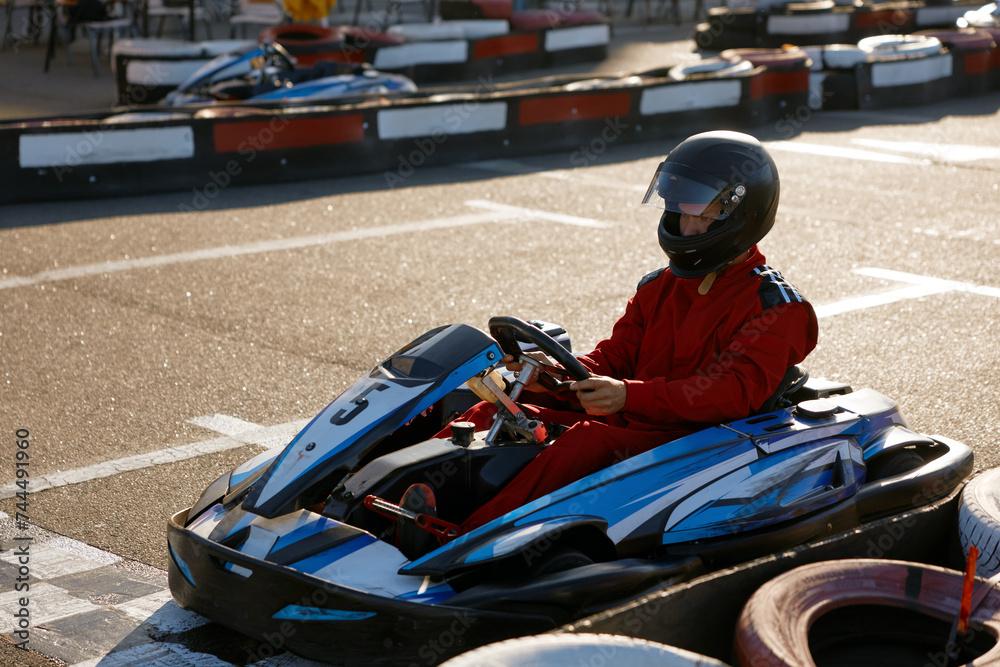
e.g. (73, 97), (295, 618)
(228, 0), (282, 38)
(80, 0), (139, 75)
(1, 0), (45, 50)
(145, 0), (214, 39)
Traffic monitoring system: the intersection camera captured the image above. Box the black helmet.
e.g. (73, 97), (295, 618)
(642, 131), (780, 278)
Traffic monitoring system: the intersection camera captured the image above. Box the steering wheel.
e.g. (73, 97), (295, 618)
(262, 41), (296, 72)
(488, 316), (591, 388)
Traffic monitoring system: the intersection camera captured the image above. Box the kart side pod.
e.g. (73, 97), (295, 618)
(401, 515), (618, 578)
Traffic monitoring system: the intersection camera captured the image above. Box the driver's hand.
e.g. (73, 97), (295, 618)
(501, 352), (550, 392)
(570, 376), (627, 415)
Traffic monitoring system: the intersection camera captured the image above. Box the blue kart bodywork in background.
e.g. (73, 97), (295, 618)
(164, 42), (417, 106)
(167, 318), (973, 665)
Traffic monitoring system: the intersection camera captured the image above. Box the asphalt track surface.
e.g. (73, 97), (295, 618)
(1, 21), (1000, 666)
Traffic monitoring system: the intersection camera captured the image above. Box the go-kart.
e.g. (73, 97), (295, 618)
(166, 317), (974, 666)
(164, 41), (416, 106)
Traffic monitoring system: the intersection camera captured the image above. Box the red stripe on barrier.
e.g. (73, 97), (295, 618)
(964, 51), (993, 76)
(853, 8), (911, 30)
(213, 115), (366, 153)
(473, 33), (539, 59)
(518, 92), (631, 125)
(750, 69), (810, 99)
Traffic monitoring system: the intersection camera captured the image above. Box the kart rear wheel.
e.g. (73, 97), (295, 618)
(865, 447), (926, 481)
(532, 546), (594, 577)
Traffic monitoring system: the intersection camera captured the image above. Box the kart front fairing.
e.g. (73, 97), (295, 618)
(242, 323), (503, 519)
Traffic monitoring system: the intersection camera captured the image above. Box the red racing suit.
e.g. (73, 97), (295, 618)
(455, 246), (819, 533)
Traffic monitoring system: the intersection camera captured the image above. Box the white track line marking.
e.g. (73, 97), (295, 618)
(0, 417), (308, 500)
(764, 141), (930, 165)
(815, 268), (1000, 318)
(466, 159), (648, 193)
(0, 211), (516, 291)
(0, 204), (615, 291)
(851, 139), (1000, 163)
(71, 643), (234, 667)
(464, 200), (614, 227)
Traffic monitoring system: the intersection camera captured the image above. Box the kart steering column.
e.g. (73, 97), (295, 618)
(482, 368), (549, 445)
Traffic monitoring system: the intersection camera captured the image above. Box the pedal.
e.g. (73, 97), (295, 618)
(363, 494), (459, 539)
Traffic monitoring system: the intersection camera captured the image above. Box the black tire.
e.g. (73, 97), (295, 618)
(959, 467), (1000, 577)
(735, 559), (1000, 667)
(865, 447), (927, 481)
(532, 546), (594, 577)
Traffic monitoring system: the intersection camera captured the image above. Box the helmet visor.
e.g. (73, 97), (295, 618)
(642, 161), (741, 221)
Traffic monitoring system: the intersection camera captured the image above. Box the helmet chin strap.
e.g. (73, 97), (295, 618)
(696, 249), (752, 296)
(698, 271), (717, 296)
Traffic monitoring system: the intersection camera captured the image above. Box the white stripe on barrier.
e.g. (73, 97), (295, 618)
(377, 102), (507, 139)
(870, 53), (952, 88)
(915, 5), (969, 26)
(808, 71), (826, 110)
(544, 24), (610, 52)
(372, 40), (469, 69)
(19, 126), (195, 169)
(766, 12), (851, 35)
(125, 60), (209, 87)
(639, 80), (742, 115)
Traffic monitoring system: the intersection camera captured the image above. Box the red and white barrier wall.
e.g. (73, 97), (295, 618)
(2, 62), (806, 205)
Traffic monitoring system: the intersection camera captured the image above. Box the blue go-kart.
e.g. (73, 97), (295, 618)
(167, 316), (973, 665)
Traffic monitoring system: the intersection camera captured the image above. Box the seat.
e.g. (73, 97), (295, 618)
(228, 0), (282, 38)
(350, 0), (429, 29)
(1, 0), (44, 51)
(754, 365), (809, 416)
(145, 0), (213, 40)
(80, 0), (139, 75)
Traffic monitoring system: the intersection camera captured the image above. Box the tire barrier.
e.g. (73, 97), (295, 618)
(258, 24), (351, 67)
(734, 559), (1000, 666)
(560, 484), (964, 663)
(112, 14), (610, 104)
(666, 56), (754, 80)
(1, 60), (807, 205)
(694, 0), (984, 49)
(959, 468), (1000, 578)
(805, 28), (999, 110)
(438, 634), (731, 667)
